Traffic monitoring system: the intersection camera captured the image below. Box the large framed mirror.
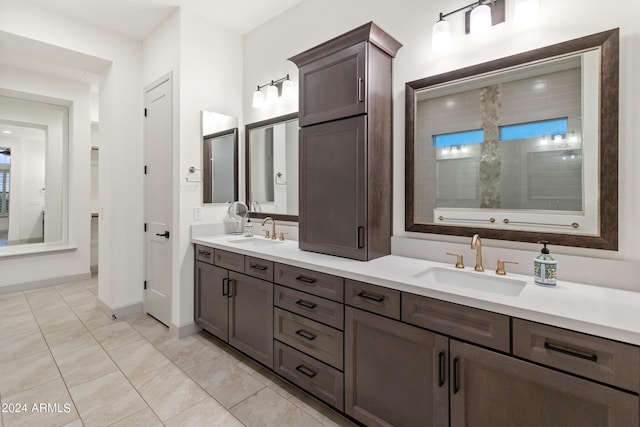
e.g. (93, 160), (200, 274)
(201, 111), (238, 204)
(246, 113), (299, 221)
(0, 92), (68, 249)
(406, 29), (618, 250)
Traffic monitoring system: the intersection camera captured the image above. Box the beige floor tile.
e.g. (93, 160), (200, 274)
(231, 387), (325, 427)
(288, 392), (356, 427)
(157, 334), (222, 371)
(0, 297), (31, 318)
(2, 378), (78, 427)
(108, 407), (163, 427)
(86, 283), (99, 295)
(55, 282), (89, 296)
(77, 308), (117, 331)
(186, 355), (265, 408)
(66, 295), (98, 314)
(69, 371), (147, 427)
(124, 313), (172, 345)
(55, 344), (119, 388)
(0, 350), (59, 396)
(24, 289), (67, 312)
(237, 358), (298, 399)
(0, 331), (48, 363)
(34, 307), (82, 335)
(59, 288), (94, 301)
(0, 311), (39, 339)
(61, 419), (83, 427)
(44, 323), (97, 357)
(0, 291), (25, 302)
(92, 322), (144, 350)
(164, 398), (244, 427)
(131, 364), (209, 421)
(107, 340), (171, 379)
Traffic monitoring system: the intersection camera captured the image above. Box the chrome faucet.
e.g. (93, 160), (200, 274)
(261, 216), (277, 240)
(470, 234), (484, 272)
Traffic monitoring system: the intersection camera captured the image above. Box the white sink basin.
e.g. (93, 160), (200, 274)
(228, 237), (282, 247)
(413, 267), (526, 297)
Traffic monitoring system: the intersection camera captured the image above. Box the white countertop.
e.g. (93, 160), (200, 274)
(193, 234), (640, 346)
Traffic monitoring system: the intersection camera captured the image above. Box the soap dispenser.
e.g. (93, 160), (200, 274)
(243, 219), (254, 237)
(534, 241), (557, 286)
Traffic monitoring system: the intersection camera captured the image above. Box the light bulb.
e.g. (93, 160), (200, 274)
(266, 84), (279, 103)
(281, 79), (294, 99)
(514, 0), (539, 26)
(432, 18), (452, 53)
(252, 88), (264, 109)
(470, 4), (492, 34)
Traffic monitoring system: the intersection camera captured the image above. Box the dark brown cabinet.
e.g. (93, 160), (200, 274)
(344, 306), (449, 427)
(450, 340), (639, 427)
(228, 272), (274, 369)
(194, 250), (274, 369)
(194, 261), (228, 341)
(290, 22), (402, 261)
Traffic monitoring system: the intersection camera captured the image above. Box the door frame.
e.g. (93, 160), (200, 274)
(143, 72), (174, 324)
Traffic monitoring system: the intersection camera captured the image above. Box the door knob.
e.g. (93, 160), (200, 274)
(155, 231), (170, 238)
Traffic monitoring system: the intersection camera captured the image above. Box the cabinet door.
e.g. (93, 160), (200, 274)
(228, 272), (274, 369)
(194, 261), (228, 341)
(345, 307), (449, 427)
(298, 42), (366, 126)
(450, 340), (639, 427)
(299, 116), (367, 260)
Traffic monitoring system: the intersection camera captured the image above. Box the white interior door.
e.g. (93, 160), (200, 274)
(144, 75), (172, 326)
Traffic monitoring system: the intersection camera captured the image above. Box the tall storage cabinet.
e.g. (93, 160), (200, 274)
(289, 22), (402, 261)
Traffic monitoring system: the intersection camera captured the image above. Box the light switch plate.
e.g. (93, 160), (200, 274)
(193, 207), (202, 221)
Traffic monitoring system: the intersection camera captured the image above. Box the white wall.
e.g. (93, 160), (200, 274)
(143, 8), (243, 329)
(243, 0), (640, 290)
(0, 1), (145, 309)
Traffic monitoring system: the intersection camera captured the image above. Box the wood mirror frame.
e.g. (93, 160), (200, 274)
(405, 29), (619, 250)
(245, 112), (299, 222)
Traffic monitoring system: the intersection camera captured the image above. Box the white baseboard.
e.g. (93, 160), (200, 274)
(97, 298), (143, 320)
(170, 321), (201, 339)
(0, 273), (92, 294)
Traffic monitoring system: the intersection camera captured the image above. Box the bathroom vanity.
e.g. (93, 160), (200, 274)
(193, 235), (640, 427)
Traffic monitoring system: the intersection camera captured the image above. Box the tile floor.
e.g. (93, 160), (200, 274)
(0, 276), (357, 427)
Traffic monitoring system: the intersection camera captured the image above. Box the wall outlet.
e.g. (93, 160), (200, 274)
(193, 207), (202, 221)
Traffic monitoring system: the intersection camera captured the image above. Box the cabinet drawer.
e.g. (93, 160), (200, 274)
(275, 263), (344, 302)
(513, 318), (640, 393)
(245, 256), (274, 282)
(274, 308), (344, 370)
(274, 341), (344, 411)
(214, 249), (244, 272)
(194, 245), (215, 264)
(402, 293), (510, 353)
(274, 285), (344, 330)
(345, 279), (400, 319)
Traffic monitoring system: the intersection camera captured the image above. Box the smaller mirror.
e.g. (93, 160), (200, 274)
(246, 113), (299, 221)
(201, 111), (238, 204)
(227, 201), (248, 235)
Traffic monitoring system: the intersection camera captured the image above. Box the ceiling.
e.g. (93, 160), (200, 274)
(23, 0), (304, 40)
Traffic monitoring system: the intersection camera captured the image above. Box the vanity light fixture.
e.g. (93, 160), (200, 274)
(431, 0), (505, 52)
(251, 74), (293, 109)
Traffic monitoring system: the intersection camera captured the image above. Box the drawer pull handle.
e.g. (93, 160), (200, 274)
(198, 249), (211, 257)
(357, 291), (385, 303)
(438, 351), (446, 387)
(296, 275), (317, 284)
(227, 279), (235, 298)
(453, 357), (460, 394)
(357, 77), (364, 102)
(250, 264), (268, 271)
(295, 364), (317, 378)
(222, 278), (229, 296)
(544, 342), (598, 362)
(295, 329), (317, 341)
(295, 300), (317, 309)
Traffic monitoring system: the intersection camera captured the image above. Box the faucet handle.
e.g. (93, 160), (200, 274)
(496, 260), (519, 275)
(446, 252), (465, 269)
(278, 231), (288, 241)
(263, 229), (270, 239)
